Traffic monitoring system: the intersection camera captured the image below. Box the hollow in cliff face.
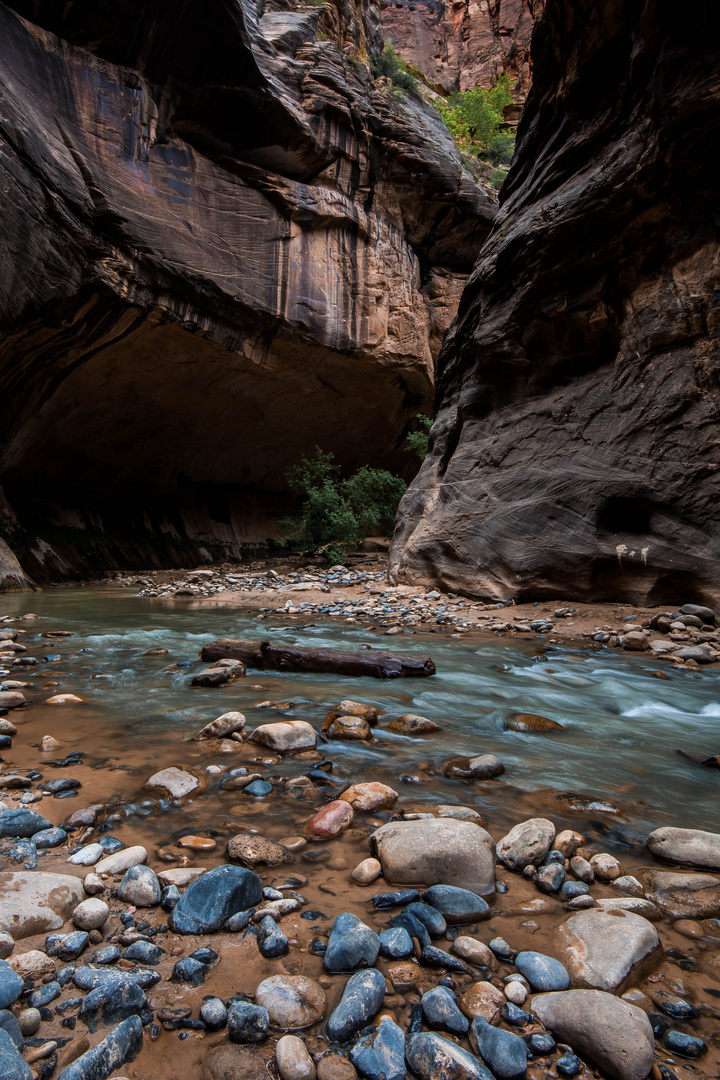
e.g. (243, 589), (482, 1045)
(0, 0), (496, 575)
(391, 0), (720, 606)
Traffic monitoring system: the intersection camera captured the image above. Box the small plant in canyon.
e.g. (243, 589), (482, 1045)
(437, 76), (514, 155)
(277, 447), (407, 558)
(372, 42), (418, 94)
(404, 413), (433, 460)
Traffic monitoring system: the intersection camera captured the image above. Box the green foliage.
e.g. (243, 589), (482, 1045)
(372, 42), (417, 94)
(486, 130), (516, 166)
(489, 167), (508, 191)
(278, 448), (407, 553)
(404, 414), (433, 460)
(436, 76), (513, 154)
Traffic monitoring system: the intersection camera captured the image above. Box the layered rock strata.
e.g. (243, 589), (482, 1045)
(391, 0), (720, 605)
(0, 0), (495, 580)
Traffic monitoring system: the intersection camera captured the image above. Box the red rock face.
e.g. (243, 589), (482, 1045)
(391, 0), (720, 607)
(379, 0), (544, 95)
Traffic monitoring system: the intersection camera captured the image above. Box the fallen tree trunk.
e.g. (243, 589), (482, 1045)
(201, 639), (436, 679)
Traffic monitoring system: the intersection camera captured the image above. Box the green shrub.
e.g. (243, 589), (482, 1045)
(436, 76), (513, 154)
(404, 414), (433, 460)
(278, 447), (407, 553)
(486, 130), (516, 166)
(372, 42), (417, 94)
(489, 167), (508, 191)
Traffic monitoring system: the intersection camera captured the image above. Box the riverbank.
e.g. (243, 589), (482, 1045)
(111, 558), (720, 669)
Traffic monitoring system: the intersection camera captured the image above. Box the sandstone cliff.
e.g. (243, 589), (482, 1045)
(0, 0), (495, 579)
(391, 0), (720, 606)
(380, 0), (543, 95)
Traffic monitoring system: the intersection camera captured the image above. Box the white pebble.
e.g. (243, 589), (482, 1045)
(351, 858), (382, 885)
(72, 898), (109, 930)
(276, 1034), (316, 1080)
(504, 980), (528, 1006)
(67, 843), (104, 866)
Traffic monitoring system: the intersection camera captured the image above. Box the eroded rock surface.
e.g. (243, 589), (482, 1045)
(391, 1), (720, 606)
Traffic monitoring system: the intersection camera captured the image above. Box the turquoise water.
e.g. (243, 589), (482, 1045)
(2, 586), (720, 837)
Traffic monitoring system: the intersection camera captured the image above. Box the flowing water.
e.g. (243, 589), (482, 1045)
(2, 585), (719, 840)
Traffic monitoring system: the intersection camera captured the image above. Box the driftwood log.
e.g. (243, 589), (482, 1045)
(201, 639), (436, 679)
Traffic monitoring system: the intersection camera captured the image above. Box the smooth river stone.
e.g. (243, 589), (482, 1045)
(371, 819), (496, 896)
(388, 714), (441, 734)
(0, 1028), (33, 1080)
(647, 826), (720, 871)
(0, 810), (51, 839)
(117, 865), (161, 907)
(422, 884), (489, 924)
(325, 913), (380, 972)
(145, 766), (201, 800)
(172, 864), (263, 934)
(305, 801), (354, 840)
(643, 870), (720, 919)
(95, 846), (147, 876)
(559, 909), (662, 992)
(339, 782), (398, 813)
(191, 711), (247, 740)
(0, 871), (83, 939)
(496, 818), (556, 871)
(249, 721), (317, 752)
(276, 1034), (317, 1080)
(326, 968), (386, 1043)
(470, 1016), (528, 1079)
(350, 1015), (406, 1080)
(532, 990), (654, 1080)
(227, 833), (290, 866)
(405, 1031), (493, 1080)
(421, 985), (469, 1036)
(255, 975), (326, 1028)
(514, 951), (570, 992)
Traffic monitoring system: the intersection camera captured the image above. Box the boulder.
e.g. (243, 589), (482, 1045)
(326, 716), (372, 741)
(191, 711), (247, 740)
(145, 767), (202, 800)
(646, 826), (720, 871)
(172, 864), (263, 934)
(0, 693), (24, 710)
(596, 897), (661, 920)
(256, 975), (326, 1028)
(370, 819), (496, 896)
(339, 783), (398, 813)
(388, 714), (441, 734)
(532, 990), (654, 1080)
(559, 908), (662, 992)
(0, 871), (83, 938)
(0, 809), (51, 838)
(249, 721), (316, 753)
(643, 870), (720, 919)
(496, 819), (556, 871)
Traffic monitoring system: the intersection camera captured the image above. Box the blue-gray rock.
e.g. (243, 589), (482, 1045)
(73, 965), (159, 992)
(0, 809), (51, 838)
(57, 965), (76, 986)
(0, 839), (36, 868)
(0, 1028), (32, 1080)
(388, 910), (430, 949)
(0, 962), (23, 1009)
(470, 1016), (528, 1079)
(372, 889), (421, 909)
(562, 881), (589, 899)
(350, 1015), (406, 1080)
(171, 864), (263, 934)
(422, 885), (490, 924)
(489, 937), (516, 961)
(32, 827), (67, 849)
(536, 864), (566, 894)
(117, 865), (161, 907)
(514, 952), (570, 992)
(228, 1000), (269, 1043)
(556, 1052), (583, 1077)
(53, 1014), (143, 1080)
(29, 981), (61, 1008)
(325, 913), (380, 972)
(170, 957), (208, 986)
(420, 945), (470, 973)
(97, 836), (125, 854)
(161, 884), (180, 911)
(78, 981), (146, 1034)
(664, 1031), (707, 1058)
(257, 916), (288, 959)
(42, 778), (82, 795)
(244, 780), (272, 798)
(224, 909), (254, 932)
(421, 985), (469, 1036)
(499, 1002), (531, 1027)
(405, 1031), (493, 1080)
(0, 1010), (22, 1050)
(190, 947), (218, 966)
(45, 932), (89, 961)
(200, 997), (228, 1030)
(122, 941), (165, 965)
(524, 1032), (556, 1057)
(326, 968), (386, 1043)
(651, 990), (698, 1020)
(378, 927), (414, 960)
(405, 902), (446, 937)
(92, 946), (121, 965)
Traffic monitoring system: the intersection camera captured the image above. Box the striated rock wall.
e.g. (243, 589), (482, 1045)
(391, 0), (720, 606)
(380, 0), (543, 95)
(0, 0), (496, 580)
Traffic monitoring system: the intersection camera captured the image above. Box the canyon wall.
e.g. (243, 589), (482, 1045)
(0, 0), (495, 580)
(380, 0), (543, 95)
(391, 0), (720, 606)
